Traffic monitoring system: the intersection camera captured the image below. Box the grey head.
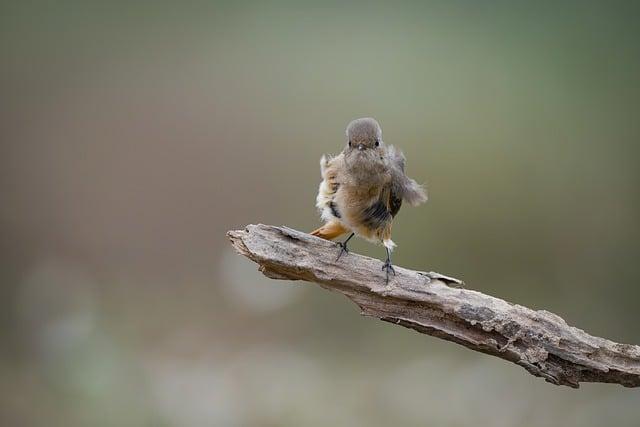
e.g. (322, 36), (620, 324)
(345, 117), (383, 152)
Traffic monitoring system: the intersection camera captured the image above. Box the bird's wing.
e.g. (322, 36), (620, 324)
(386, 145), (428, 206)
(388, 185), (403, 217)
(387, 144), (406, 172)
(359, 184), (400, 233)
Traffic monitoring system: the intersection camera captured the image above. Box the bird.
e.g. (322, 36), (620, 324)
(310, 117), (428, 283)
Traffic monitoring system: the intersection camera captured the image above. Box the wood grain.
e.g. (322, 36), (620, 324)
(227, 224), (640, 388)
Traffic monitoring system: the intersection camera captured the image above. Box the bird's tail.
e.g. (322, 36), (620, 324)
(310, 221), (348, 240)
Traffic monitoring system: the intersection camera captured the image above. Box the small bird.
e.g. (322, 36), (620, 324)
(311, 117), (428, 283)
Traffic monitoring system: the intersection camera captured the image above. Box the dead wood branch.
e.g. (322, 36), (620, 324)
(227, 224), (640, 388)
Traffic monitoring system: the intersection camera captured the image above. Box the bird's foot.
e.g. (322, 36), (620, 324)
(382, 259), (396, 284)
(336, 242), (350, 261)
(335, 233), (355, 262)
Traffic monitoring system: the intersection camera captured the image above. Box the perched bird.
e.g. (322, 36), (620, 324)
(311, 117), (428, 283)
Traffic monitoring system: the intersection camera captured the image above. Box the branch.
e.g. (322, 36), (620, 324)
(227, 224), (640, 388)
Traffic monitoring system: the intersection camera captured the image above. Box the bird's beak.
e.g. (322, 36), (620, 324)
(357, 143), (365, 151)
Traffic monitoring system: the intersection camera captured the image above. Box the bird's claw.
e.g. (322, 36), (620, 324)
(336, 242), (349, 261)
(382, 260), (396, 284)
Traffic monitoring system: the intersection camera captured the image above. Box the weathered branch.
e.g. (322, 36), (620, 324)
(227, 224), (640, 388)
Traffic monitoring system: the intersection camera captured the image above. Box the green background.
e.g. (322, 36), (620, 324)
(2, 1), (640, 425)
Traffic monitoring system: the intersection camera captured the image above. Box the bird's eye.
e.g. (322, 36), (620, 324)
(348, 140), (352, 147)
(375, 140), (380, 147)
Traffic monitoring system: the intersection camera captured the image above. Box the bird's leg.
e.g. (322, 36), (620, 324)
(381, 246), (396, 284)
(336, 233), (355, 261)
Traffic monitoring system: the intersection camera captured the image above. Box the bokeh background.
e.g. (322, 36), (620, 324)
(2, 1), (640, 426)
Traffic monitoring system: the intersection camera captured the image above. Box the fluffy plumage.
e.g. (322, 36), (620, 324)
(311, 118), (427, 252)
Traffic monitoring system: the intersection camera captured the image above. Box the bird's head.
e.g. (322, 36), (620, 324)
(345, 118), (383, 157)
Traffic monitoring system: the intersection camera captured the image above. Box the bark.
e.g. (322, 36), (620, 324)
(227, 224), (640, 388)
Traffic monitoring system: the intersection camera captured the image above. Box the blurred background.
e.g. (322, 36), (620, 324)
(2, 1), (640, 425)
